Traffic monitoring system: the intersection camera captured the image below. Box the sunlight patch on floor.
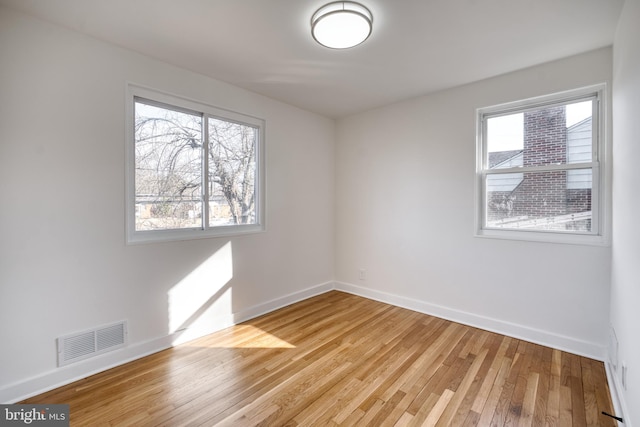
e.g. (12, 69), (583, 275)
(186, 324), (296, 349)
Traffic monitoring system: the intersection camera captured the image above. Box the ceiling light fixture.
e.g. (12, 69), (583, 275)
(311, 1), (373, 49)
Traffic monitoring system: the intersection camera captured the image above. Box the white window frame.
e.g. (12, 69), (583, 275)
(125, 84), (266, 244)
(475, 84), (608, 245)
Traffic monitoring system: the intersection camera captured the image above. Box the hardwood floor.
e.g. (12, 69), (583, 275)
(23, 291), (617, 426)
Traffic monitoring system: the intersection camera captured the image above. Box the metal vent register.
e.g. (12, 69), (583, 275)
(57, 321), (127, 366)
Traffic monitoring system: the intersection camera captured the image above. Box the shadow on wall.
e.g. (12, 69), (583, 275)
(167, 241), (234, 345)
(164, 239), (298, 350)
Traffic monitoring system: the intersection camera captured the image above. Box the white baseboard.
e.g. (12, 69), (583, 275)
(334, 281), (606, 361)
(2, 280), (606, 404)
(0, 334), (176, 404)
(605, 361), (631, 426)
(233, 281), (335, 324)
(170, 281), (335, 347)
(0, 281), (334, 404)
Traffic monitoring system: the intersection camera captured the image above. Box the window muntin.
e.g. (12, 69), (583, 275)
(477, 88), (604, 242)
(127, 86), (264, 243)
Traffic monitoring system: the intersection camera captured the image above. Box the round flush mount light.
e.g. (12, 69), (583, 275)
(311, 1), (373, 49)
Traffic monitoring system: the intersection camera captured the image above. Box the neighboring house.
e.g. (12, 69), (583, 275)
(487, 109), (592, 231)
(567, 116), (593, 190)
(487, 149), (524, 192)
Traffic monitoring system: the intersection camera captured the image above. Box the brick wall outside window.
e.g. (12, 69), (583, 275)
(487, 106), (592, 231)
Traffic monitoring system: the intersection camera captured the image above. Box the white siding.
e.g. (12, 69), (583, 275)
(567, 118), (592, 189)
(487, 152), (523, 192)
(487, 172), (523, 192)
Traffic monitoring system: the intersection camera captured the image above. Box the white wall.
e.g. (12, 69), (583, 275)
(0, 7), (335, 402)
(611, 0), (640, 424)
(336, 48), (613, 359)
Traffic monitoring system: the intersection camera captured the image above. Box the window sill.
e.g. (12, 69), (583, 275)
(127, 224), (265, 245)
(475, 228), (609, 246)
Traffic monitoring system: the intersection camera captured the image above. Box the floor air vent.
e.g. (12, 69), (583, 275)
(57, 321), (127, 367)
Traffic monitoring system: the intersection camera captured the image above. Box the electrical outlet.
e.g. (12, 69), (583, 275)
(358, 269), (366, 281)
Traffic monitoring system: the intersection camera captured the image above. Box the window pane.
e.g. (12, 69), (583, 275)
(208, 118), (257, 226)
(486, 100), (592, 167)
(134, 101), (203, 231)
(486, 169), (592, 233)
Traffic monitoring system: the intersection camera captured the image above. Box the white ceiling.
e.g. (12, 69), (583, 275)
(1, 0), (624, 118)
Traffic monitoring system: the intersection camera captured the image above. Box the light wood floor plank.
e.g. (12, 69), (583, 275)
(22, 291), (617, 426)
(477, 355), (513, 425)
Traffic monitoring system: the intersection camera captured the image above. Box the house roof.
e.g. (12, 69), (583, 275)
(489, 150), (523, 168)
(567, 116), (592, 131)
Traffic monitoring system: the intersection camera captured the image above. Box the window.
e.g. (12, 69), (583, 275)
(476, 85), (606, 244)
(126, 85), (265, 243)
